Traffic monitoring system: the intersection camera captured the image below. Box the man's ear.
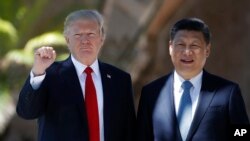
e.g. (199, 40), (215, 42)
(65, 36), (69, 44)
(100, 35), (105, 46)
(206, 43), (211, 58)
(169, 41), (173, 55)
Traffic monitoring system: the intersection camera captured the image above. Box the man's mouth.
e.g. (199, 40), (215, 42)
(180, 59), (194, 63)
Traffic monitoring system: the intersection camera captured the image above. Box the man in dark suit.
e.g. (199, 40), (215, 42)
(16, 10), (136, 141)
(136, 18), (249, 141)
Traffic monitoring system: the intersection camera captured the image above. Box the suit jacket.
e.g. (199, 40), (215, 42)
(16, 57), (136, 141)
(136, 70), (249, 141)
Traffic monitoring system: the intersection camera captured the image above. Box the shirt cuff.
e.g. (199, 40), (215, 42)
(30, 71), (46, 90)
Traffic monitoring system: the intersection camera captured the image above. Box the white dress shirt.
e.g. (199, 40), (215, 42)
(173, 70), (203, 119)
(30, 55), (104, 141)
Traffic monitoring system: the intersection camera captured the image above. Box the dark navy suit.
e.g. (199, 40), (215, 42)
(17, 57), (136, 141)
(136, 70), (249, 141)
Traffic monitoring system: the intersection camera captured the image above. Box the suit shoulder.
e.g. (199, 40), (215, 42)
(203, 73), (239, 88)
(143, 74), (171, 90)
(139, 74), (171, 104)
(204, 71), (239, 87)
(100, 62), (130, 76)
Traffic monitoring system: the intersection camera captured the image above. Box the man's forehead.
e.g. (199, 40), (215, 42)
(69, 20), (99, 30)
(174, 30), (204, 39)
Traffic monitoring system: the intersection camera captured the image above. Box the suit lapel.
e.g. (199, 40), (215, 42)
(60, 57), (89, 140)
(98, 61), (112, 100)
(152, 73), (182, 140)
(98, 61), (113, 141)
(187, 71), (215, 140)
(164, 73), (182, 140)
(60, 57), (85, 106)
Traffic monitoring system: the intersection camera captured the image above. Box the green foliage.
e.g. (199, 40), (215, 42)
(18, 0), (50, 41)
(0, 0), (66, 98)
(0, 0), (21, 22)
(0, 86), (10, 103)
(5, 32), (67, 67)
(0, 18), (18, 56)
(24, 32), (66, 53)
(5, 49), (33, 66)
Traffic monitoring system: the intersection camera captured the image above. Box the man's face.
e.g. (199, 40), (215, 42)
(169, 30), (210, 79)
(65, 19), (104, 65)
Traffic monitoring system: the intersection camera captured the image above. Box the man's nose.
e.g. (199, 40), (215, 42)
(183, 47), (193, 55)
(81, 35), (90, 43)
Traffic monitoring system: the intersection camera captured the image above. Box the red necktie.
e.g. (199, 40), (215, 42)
(84, 67), (100, 141)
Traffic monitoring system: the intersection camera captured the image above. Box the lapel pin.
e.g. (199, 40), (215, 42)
(107, 74), (111, 79)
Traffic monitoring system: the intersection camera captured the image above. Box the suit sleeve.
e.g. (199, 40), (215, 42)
(136, 86), (154, 141)
(16, 76), (48, 119)
(229, 84), (249, 124)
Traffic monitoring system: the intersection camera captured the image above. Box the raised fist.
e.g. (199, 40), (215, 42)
(32, 46), (56, 76)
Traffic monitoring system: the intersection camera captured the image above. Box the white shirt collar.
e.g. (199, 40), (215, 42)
(174, 70), (203, 92)
(71, 55), (100, 78)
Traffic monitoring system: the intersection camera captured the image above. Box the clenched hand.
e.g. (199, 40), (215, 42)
(32, 46), (56, 76)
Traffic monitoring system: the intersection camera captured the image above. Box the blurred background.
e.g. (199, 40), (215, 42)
(0, 0), (250, 140)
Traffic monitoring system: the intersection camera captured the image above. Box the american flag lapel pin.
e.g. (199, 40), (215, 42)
(107, 74), (111, 79)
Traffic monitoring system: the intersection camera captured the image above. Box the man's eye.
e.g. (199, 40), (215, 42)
(175, 43), (185, 49)
(74, 34), (81, 38)
(190, 45), (200, 49)
(177, 43), (185, 46)
(88, 33), (96, 37)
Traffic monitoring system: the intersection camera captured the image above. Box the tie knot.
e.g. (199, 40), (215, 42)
(84, 67), (93, 75)
(182, 81), (193, 90)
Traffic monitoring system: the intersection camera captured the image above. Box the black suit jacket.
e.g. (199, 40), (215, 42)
(16, 57), (136, 141)
(136, 70), (249, 141)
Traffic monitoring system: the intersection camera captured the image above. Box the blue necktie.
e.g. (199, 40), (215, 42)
(178, 81), (193, 141)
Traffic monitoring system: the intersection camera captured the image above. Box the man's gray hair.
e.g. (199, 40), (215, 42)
(63, 9), (105, 39)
